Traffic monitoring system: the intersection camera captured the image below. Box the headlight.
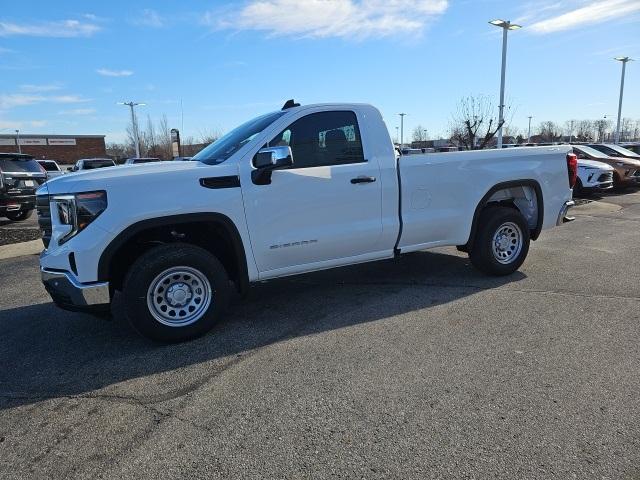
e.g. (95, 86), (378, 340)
(52, 191), (107, 244)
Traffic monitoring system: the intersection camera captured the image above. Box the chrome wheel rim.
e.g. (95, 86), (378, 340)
(491, 221), (523, 265)
(146, 266), (212, 327)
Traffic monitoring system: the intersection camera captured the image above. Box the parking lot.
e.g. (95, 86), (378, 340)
(1, 189), (639, 479)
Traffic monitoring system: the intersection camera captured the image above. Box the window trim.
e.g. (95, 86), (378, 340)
(270, 110), (367, 170)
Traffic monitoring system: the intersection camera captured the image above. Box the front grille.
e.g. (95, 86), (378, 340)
(598, 172), (613, 182)
(36, 194), (52, 249)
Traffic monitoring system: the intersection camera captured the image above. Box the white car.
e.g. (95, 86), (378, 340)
(575, 158), (614, 193)
(36, 101), (576, 342)
(37, 160), (64, 181)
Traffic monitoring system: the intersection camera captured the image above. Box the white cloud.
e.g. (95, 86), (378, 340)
(59, 108), (96, 115)
(0, 119), (47, 129)
(0, 19), (101, 38)
(19, 84), (62, 93)
(525, 0), (640, 34)
(207, 0), (449, 39)
(133, 9), (164, 28)
(0, 93), (89, 109)
(96, 68), (134, 77)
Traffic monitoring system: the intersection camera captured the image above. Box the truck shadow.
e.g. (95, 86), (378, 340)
(0, 249), (525, 410)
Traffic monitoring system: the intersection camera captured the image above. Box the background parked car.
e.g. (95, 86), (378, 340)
(69, 158), (117, 172)
(573, 145), (640, 188)
(588, 143), (640, 161)
(620, 143), (640, 155)
(37, 160), (64, 180)
(574, 158), (614, 195)
(123, 157), (162, 165)
(0, 153), (47, 221)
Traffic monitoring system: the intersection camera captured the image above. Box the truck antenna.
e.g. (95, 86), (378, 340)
(282, 99), (300, 110)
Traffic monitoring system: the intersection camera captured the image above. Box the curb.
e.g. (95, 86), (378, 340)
(0, 240), (43, 261)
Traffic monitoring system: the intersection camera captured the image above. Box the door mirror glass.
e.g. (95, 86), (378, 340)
(254, 146), (294, 169)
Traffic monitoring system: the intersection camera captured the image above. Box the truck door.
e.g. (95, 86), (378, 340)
(242, 110), (384, 276)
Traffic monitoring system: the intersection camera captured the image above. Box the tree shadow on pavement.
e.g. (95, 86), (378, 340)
(0, 249), (525, 410)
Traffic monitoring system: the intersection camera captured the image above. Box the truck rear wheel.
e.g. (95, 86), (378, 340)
(122, 243), (230, 343)
(6, 209), (33, 222)
(469, 206), (530, 276)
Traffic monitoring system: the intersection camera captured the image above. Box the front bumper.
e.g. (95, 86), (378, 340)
(556, 200), (575, 226)
(41, 268), (111, 312)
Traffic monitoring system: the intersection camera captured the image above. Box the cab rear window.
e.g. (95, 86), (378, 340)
(0, 158), (42, 173)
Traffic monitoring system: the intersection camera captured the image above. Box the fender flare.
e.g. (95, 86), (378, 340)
(97, 213), (250, 294)
(466, 179), (544, 245)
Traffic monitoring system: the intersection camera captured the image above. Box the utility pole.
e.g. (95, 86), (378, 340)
(489, 19), (522, 149)
(568, 120), (574, 143)
(15, 130), (21, 154)
(398, 113), (407, 148)
(614, 57), (633, 144)
(527, 116), (532, 143)
(118, 101), (146, 158)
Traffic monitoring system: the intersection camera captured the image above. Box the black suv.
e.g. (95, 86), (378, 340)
(0, 153), (47, 221)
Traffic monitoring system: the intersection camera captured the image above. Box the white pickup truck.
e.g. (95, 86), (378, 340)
(37, 102), (576, 342)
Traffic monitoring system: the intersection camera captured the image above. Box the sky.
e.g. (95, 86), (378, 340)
(0, 0), (639, 144)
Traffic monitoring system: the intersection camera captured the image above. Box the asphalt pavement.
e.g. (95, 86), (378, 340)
(1, 190), (639, 479)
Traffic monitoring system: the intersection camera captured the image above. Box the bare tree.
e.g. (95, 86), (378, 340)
(537, 121), (561, 142)
(620, 117), (634, 142)
(449, 95), (508, 150)
(198, 129), (222, 145)
(593, 119), (611, 142)
(411, 125), (428, 142)
(575, 120), (594, 142)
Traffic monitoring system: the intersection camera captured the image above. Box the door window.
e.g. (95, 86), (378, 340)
(269, 111), (365, 168)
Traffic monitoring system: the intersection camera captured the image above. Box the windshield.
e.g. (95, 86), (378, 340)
(0, 157), (42, 173)
(193, 111), (285, 164)
(575, 145), (611, 159)
(84, 160), (115, 169)
(38, 161), (60, 172)
(605, 144), (640, 158)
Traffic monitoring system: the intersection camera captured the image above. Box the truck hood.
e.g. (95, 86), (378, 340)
(39, 161), (237, 196)
(578, 159), (614, 171)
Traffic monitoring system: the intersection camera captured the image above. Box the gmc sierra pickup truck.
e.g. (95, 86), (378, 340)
(37, 101), (576, 342)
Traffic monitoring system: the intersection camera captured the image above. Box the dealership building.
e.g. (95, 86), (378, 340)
(0, 134), (107, 165)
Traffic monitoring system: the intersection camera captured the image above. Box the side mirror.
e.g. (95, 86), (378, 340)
(252, 146), (294, 185)
(253, 146), (293, 169)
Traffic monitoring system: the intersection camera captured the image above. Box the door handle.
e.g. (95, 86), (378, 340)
(350, 176), (377, 184)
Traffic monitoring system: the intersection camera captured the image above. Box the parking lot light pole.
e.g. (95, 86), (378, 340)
(15, 129), (21, 154)
(398, 113), (407, 148)
(118, 101), (146, 158)
(489, 19), (521, 149)
(395, 126), (399, 145)
(527, 116), (532, 143)
(614, 57), (633, 144)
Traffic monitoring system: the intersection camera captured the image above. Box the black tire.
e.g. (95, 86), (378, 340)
(572, 178), (583, 197)
(6, 209), (33, 222)
(122, 243), (230, 343)
(469, 206), (530, 276)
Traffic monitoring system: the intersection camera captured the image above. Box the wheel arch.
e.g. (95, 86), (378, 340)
(97, 213), (250, 296)
(466, 179), (544, 245)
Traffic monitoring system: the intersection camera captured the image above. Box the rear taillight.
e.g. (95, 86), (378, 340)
(566, 153), (578, 189)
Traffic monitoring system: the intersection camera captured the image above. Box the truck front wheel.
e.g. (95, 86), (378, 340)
(122, 243), (230, 343)
(469, 206), (530, 276)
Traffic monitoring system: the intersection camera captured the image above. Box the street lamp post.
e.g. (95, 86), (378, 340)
(15, 130), (21, 154)
(118, 101), (146, 158)
(527, 116), (532, 143)
(395, 126), (399, 145)
(489, 19), (521, 149)
(398, 113), (407, 148)
(614, 57), (633, 144)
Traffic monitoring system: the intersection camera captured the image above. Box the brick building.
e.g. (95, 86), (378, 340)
(0, 134), (106, 165)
